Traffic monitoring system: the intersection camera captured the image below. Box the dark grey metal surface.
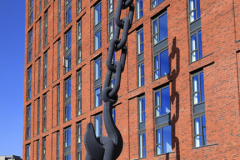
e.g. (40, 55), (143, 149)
(84, 0), (134, 159)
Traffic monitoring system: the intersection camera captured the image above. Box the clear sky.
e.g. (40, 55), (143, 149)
(0, 0), (25, 157)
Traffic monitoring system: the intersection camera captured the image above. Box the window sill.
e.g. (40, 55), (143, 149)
(189, 52), (214, 65)
(154, 151), (175, 157)
(192, 143), (218, 149)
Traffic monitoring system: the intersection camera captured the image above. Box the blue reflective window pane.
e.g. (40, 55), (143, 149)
(143, 148), (146, 158)
(200, 72), (205, 102)
(95, 58), (102, 80)
(194, 117), (201, 135)
(159, 13), (168, 41)
(198, 30), (203, 59)
(67, 54), (71, 72)
(191, 34), (198, 62)
(78, 98), (82, 115)
(190, 0), (196, 11)
(155, 91), (160, 106)
(197, 0), (201, 18)
(202, 115), (207, 145)
(153, 20), (158, 34)
(140, 30), (144, 42)
(157, 129), (161, 143)
(161, 87), (170, 115)
(193, 75), (199, 92)
(160, 49), (169, 77)
(95, 87), (101, 107)
(78, 151), (82, 160)
(67, 103), (71, 120)
(154, 55), (160, 79)
(163, 125), (172, 153)
(195, 135), (202, 147)
(68, 79), (71, 96)
(142, 98), (145, 112)
(67, 8), (72, 24)
(143, 133), (146, 147)
(68, 31), (72, 48)
(157, 144), (162, 155)
(95, 30), (102, 50)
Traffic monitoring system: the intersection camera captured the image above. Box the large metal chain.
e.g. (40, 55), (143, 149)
(84, 0), (134, 160)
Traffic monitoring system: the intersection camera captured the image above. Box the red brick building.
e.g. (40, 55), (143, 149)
(23, 0), (240, 159)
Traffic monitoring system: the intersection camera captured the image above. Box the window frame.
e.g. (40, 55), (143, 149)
(77, 20), (82, 64)
(38, 58), (41, 93)
(56, 131), (60, 160)
(43, 94), (47, 132)
(94, 2), (102, 26)
(108, 18), (115, 41)
(29, 0), (33, 26)
(191, 71), (205, 106)
(153, 47), (169, 80)
(77, 122), (82, 159)
(136, 0), (143, 20)
(27, 67), (32, 101)
(139, 132), (146, 158)
(65, 77), (71, 122)
(65, 0), (72, 26)
(39, 19), (42, 53)
(77, 0), (82, 14)
(57, 40), (61, 79)
(43, 52), (47, 89)
(57, 84), (60, 125)
(37, 140), (39, 160)
(155, 125), (172, 155)
(26, 105), (31, 140)
(43, 137), (46, 160)
(26, 144), (31, 160)
(58, 0), (61, 33)
(94, 29), (102, 51)
(28, 30), (33, 62)
(138, 96), (146, 158)
(77, 71), (82, 116)
(190, 29), (202, 63)
(64, 127), (71, 158)
(152, 0), (164, 9)
(44, 11), (48, 47)
(37, 98), (40, 135)
(95, 114), (103, 137)
(108, 0), (114, 14)
(188, 0), (201, 24)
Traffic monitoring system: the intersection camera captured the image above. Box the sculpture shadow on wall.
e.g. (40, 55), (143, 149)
(166, 37), (180, 160)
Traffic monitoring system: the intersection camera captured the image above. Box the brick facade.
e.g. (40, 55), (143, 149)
(23, 0), (240, 159)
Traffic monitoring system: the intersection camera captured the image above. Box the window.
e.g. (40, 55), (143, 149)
(155, 86), (172, 155)
(95, 2), (102, 25)
(138, 62), (144, 87)
(95, 30), (102, 51)
(29, 0), (33, 26)
(65, 78), (71, 122)
(64, 127), (71, 160)
(43, 137), (46, 160)
(109, 0), (114, 14)
(136, 0), (143, 20)
(27, 67), (32, 100)
(43, 52), (47, 89)
(95, 2), (102, 51)
(95, 86), (102, 107)
(192, 71), (207, 147)
(112, 108), (116, 124)
(153, 12), (168, 45)
(95, 58), (102, 80)
(65, 0), (72, 25)
(39, 19), (41, 53)
(190, 30), (202, 62)
(95, 57), (102, 107)
(109, 19), (115, 40)
(44, 11), (48, 46)
(77, 21), (82, 64)
(37, 140), (39, 160)
(37, 98), (40, 135)
(57, 40), (61, 79)
(38, 58), (41, 93)
(77, 123), (82, 160)
(137, 29), (144, 55)
(152, 0), (164, 8)
(45, 0), (48, 6)
(95, 114), (102, 137)
(26, 105), (31, 140)
(138, 96), (146, 158)
(28, 30), (33, 62)
(65, 30), (72, 73)
(77, 71), (82, 116)
(26, 144), (30, 160)
(58, 0), (61, 33)
(154, 49), (169, 80)
(189, 0), (201, 23)
(78, 0), (82, 14)
(57, 85), (60, 125)
(40, 0), (42, 13)
(57, 132), (60, 160)
(43, 94), (47, 132)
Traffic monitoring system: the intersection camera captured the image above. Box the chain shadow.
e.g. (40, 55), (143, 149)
(166, 37), (180, 160)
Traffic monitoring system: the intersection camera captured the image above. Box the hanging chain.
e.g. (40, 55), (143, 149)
(84, 1), (134, 160)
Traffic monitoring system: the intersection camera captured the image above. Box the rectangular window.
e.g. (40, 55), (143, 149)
(43, 52), (47, 89)
(37, 98), (40, 135)
(138, 62), (144, 87)
(137, 29), (144, 55)
(95, 2), (102, 25)
(26, 105), (31, 140)
(95, 30), (102, 51)
(95, 57), (102, 107)
(45, 0), (48, 6)
(77, 123), (82, 160)
(139, 97), (145, 124)
(65, 0), (72, 25)
(57, 132), (60, 160)
(77, 71), (82, 116)
(27, 67), (32, 100)
(139, 133), (146, 158)
(109, 0), (114, 14)
(26, 144), (30, 160)
(136, 0), (143, 20)
(40, 0), (42, 13)
(154, 49), (169, 80)
(77, 21), (82, 64)
(189, 0), (201, 23)
(57, 85), (60, 125)
(57, 40), (61, 79)
(65, 30), (72, 73)
(38, 58), (41, 93)
(95, 58), (102, 80)
(39, 19), (41, 53)
(28, 30), (33, 62)
(191, 30), (202, 62)
(43, 94), (47, 132)
(95, 86), (102, 107)
(95, 114), (102, 137)
(44, 11), (48, 46)
(58, 0), (61, 33)
(43, 137), (46, 160)
(192, 71), (207, 147)
(64, 127), (71, 159)
(29, 0), (33, 26)
(153, 12), (168, 45)
(65, 78), (71, 122)
(78, 0), (82, 14)
(152, 0), (164, 8)
(37, 140), (39, 160)
(138, 96), (146, 158)
(155, 86), (172, 155)
(109, 19), (115, 40)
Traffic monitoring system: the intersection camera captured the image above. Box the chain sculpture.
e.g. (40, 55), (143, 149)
(84, 0), (134, 159)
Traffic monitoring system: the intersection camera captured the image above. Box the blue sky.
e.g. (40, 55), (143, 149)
(0, 0), (25, 157)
